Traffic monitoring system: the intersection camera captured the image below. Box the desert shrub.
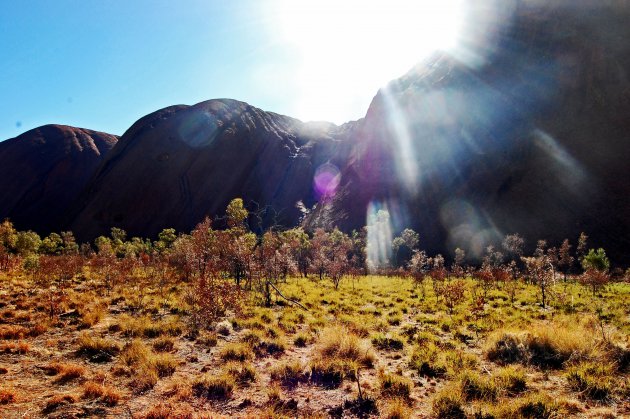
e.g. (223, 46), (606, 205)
(371, 333), (404, 351)
(316, 325), (374, 367)
(270, 360), (306, 387)
(458, 371), (498, 401)
(409, 342), (447, 378)
(379, 372), (413, 399)
(43, 394), (76, 413)
(293, 332), (310, 347)
(493, 366), (527, 395)
(82, 382), (121, 406)
(566, 361), (615, 401)
(77, 333), (120, 362)
(381, 397), (412, 419)
(0, 387), (17, 404)
(219, 343), (254, 361)
(437, 280), (467, 314)
(223, 361), (257, 385)
(432, 388), (465, 419)
(192, 373), (235, 400)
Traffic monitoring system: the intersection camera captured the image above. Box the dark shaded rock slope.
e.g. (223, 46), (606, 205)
(69, 100), (354, 239)
(306, 0), (630, 262)
(0, 125), (118, 235)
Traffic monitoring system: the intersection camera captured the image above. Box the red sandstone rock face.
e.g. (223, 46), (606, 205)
(69, 99), (352, 240)
(0, 125), (118, 235)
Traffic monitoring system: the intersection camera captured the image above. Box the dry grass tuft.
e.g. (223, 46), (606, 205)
(219, 342), (254, 361)
(381, 397), (412, 419)
(270, 360), (306, 388)
(0, 341), (30, 354)
(0, 325), (29, 340)
(192, 373), (235, 400)
(432, 387), (465, 419)
(77, 333), (120, 362)
(43, 393), (76, 413)
(486, 323), (597, 369)
(140, 402), (194, 419)
(44, 362), (86, 384)
(223, 361), (257, 385)
(0, 387), (17, 404)
(82, 381), (121, 406)
(317, 325), (374, 367)
(119, 339), (178, 392)
(379, 372), (414, 399)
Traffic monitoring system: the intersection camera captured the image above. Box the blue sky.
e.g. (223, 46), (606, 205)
(0, 1), (299, 139)
(0, 1), (464, 140)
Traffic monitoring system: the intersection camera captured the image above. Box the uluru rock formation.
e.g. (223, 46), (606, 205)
(0, 125), (118, 235)
(306, 0), (630, 262)
(69, 100), (355, 239)
(1, 0), (629, 263)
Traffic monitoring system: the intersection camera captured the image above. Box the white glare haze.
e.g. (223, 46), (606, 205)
(268, 0), (464, 124)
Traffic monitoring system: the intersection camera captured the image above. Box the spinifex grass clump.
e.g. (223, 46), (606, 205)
(485, 322), (596, 369)
(270, 360), (307, 388)
(566, 361), (615, 401)
(309, 325), (374, 388)
(192, 373), (235, 400)
(77, 333), (120, 362)
(119, 339), (178, 393)
(378, 372), (414, 399)
(223, 361), (257, 385)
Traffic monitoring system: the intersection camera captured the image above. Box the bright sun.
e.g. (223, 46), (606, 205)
(269, 0), (464, 123)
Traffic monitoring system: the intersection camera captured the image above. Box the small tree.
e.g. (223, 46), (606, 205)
(581, 248), (610, 272)
(576, 232), (588, 263)
(437, 280), (466, 315)
(392, 228), (419, 267)
(408, 250), (429, 299)
(502, 233), (524, 280)
(580, 248), (610, 296)
(557, 239), (574, 281)
(522, 240), (554, 308)
(451, 248), (466, 278)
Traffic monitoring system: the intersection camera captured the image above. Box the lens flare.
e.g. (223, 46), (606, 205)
(366, 202), (393, 272)
(381, 86), (418, 190)
(313, 163), (341, 200)
(177, 111), (222, 149)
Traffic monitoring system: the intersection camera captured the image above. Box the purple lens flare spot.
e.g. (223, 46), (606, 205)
(314, 163), (341, 199)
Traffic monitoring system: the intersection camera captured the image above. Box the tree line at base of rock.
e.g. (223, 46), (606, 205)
(0, 198), (625, 320)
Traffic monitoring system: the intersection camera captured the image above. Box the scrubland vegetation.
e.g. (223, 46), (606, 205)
(0, 199), (628, 417)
